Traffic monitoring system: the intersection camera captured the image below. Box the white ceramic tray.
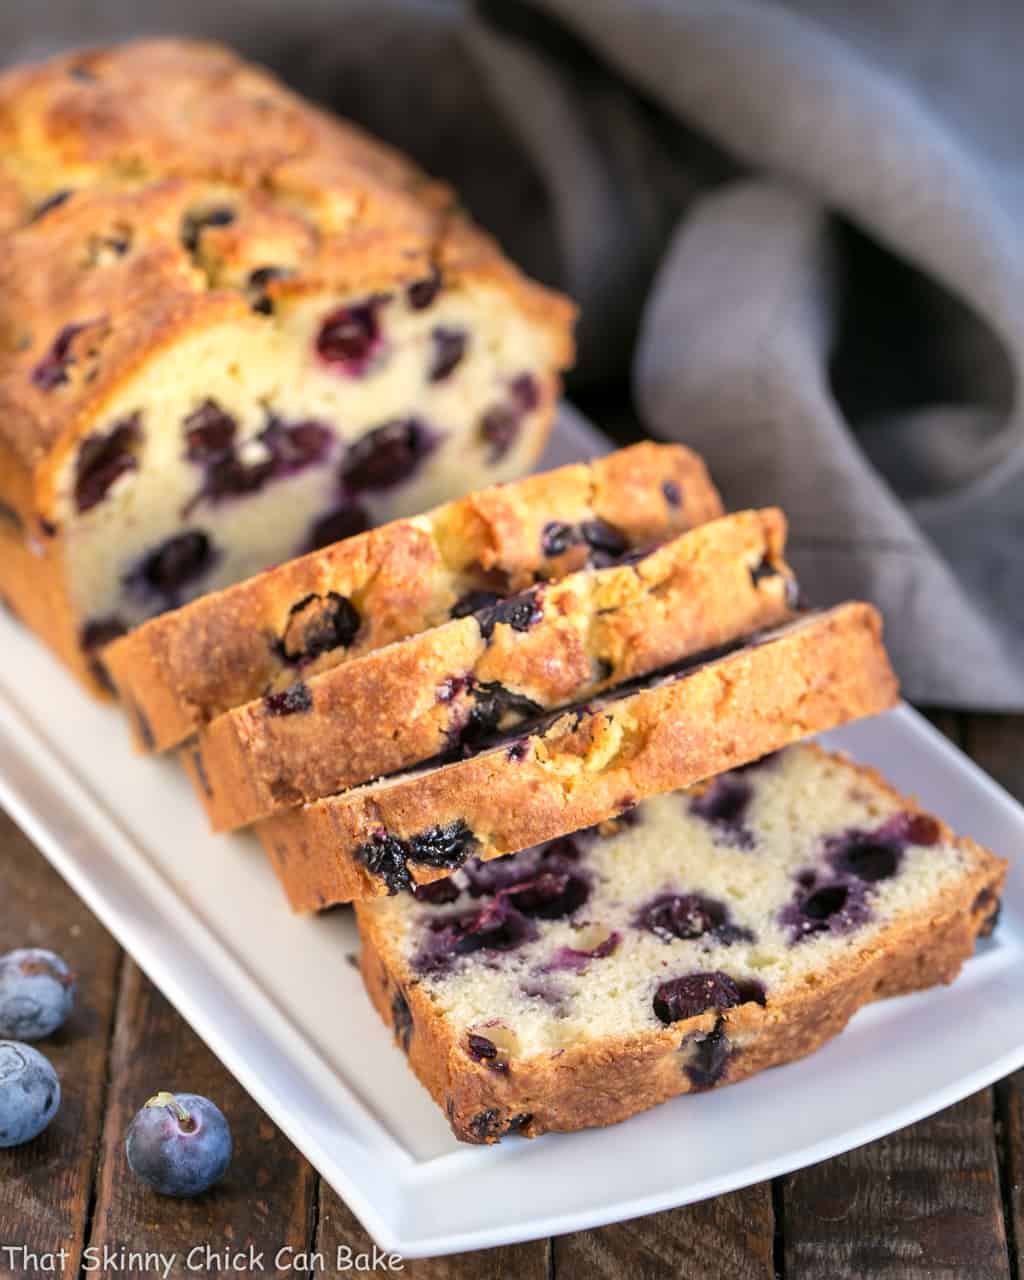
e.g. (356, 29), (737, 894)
(0, 410), (1022, 1258)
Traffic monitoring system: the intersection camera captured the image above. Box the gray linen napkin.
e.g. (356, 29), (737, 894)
(5, 0), (1022, 706)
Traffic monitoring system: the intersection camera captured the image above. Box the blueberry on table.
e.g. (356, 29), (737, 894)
(126, 1092), (232, 1197)
(0, 948), (75, 1040)
(0, 1041), (61, 1147)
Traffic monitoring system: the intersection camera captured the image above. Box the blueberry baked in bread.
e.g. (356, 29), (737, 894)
(355, 744), (1006, 1142)
(259, 603), (899, 909)
(105, 442), (720, 750)
(188, 508), (796, 831)
(0, 39), (575, 695)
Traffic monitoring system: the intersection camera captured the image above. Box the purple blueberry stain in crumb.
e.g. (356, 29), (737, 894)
(635, 893), (753, 945)
(437, 674), (470, 704)
(0, 500), (23, 532)
(479, 406), (520, 462)
(74, 413), (142, 514)
(316, 296), (387, 375)
(413, 896), (538, 974)
(407, 267), (442, 310)
(184, 400), (236, 463)
(391, 989), (413, 1053)
(653, 971), (744, 1026)
(546, 930), (621, 973)
(185, 412), (336, 512)
(340, 418), (439, 493)
(689, 774), (756, 849)
(31, 322), (93, 391)
(662, 480), (681, 508)
(474, 588), (543, 641)
(277, 591), (361, 664)
(510, 373), (540, 413)
(263, 682), (313, 717)
(780, 875), (871, 943)
(125, 530), (216, 605)
(180, 206), (236, 254)
(428, 327), (467, 382)
(305, 503), (370, 552)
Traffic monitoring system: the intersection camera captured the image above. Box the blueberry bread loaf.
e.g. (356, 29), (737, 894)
(188, 509), (796, 831)
(260, 603), (899, 910)
(105, 443), (718, 751)
(355, 743), (1006, 1142)
(0, 39), (575, 696)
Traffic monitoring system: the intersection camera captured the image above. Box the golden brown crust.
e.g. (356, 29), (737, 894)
(356, 806), (1006, 1143)
(260, 603), (900, 910)
(188, 509), (795, 831)
(105, 443), (723, 750)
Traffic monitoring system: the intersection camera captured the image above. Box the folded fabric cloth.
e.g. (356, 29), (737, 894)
(6, 0), (1022, 706)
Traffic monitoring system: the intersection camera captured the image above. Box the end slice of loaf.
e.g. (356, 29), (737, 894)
(105, 442), (721, 750)
(0, 40), (576, 697)
(188, 508), (796, 831)
(356, 743), (1006, 1143)
(259, 602), (900, 909)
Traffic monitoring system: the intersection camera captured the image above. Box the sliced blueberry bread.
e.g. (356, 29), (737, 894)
(188, 509), (796, 831)
(355, 743), (1006, 1142)
(0, 39), (575, 697)
(259, 603), (899, 910)
(104, 443), (719, 750)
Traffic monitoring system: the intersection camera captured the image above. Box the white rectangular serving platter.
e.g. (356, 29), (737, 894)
(0, 408), (1023, 1258)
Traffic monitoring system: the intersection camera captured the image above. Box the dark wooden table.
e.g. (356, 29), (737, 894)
(0, 710), (1020, 1280)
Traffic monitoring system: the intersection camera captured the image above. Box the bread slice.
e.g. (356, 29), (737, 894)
(104, 442), (721, 751)
(259, 603), (899, 909)
(188, 508), (796, 831)
(0, 40), (575, 698)
(355, 743), (1006, 1143)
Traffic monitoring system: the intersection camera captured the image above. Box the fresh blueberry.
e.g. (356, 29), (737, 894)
(75, 415), (141, 513)
(126, 1091), (232, 1197)
(0, 949), (75, 1041)
(341, 418), (439, 492)
(0, 1042), (60, 1147)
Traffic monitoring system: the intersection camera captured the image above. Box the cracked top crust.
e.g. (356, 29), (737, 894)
(0, 38), (574, 485)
